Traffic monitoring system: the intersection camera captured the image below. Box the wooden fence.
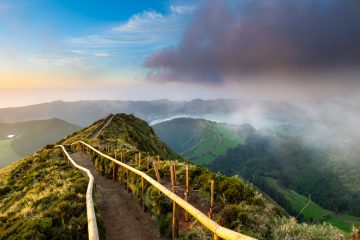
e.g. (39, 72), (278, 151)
(73, 141), (256, 240)
(57, 145), (99, 240)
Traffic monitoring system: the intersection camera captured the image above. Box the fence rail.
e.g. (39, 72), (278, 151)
(56, 145), (99, 240)
(74, 141), (256, 240)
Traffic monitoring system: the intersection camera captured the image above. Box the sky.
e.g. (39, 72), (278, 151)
(0, 0), (359, 107)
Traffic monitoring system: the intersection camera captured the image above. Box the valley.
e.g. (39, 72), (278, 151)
(154, 117), (360, 232)
(0, 118), (80, 168)
(0, 139), (21, 168)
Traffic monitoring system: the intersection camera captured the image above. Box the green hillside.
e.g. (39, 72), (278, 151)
(1, 113), (358, 239)
(0, 147), (97, 239)
(0, 118), (80, 168)
(154, 117), (360, 232)
(0, 140), (21, 168)
(153, 118), (250, 164)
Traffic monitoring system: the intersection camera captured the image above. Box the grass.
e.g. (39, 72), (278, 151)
(0, 140), (21, 168)
(265, 177), (360, 232)
(282, 189), (330, 220)
(182, 123), (245, 164)
(0, 147), (103, 239)
(326, 214), (360, 232)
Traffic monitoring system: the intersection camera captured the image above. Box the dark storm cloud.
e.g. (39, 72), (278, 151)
(145, 0), (360, 84)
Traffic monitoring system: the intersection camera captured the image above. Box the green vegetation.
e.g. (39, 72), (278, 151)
(264, 177), (360, 232)
(265, 177), (330, 220)
(153, 117), (360, 233)
(0, 140), (21, 168)
(67, 114), (358, 239)
(153, 118), (247, 164)
(2, 113), (359, 239)
(209, 132), (360, 231)
(0, 146), (104, 239)
(0, 118), (80, 167)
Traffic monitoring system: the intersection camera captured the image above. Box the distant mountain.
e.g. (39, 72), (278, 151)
(153, 117), (360, 232)
(0, 99), (306, 127)
(0, 118), (80, 167)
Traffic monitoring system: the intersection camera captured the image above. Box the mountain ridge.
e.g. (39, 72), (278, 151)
(0, 113), (357, 239)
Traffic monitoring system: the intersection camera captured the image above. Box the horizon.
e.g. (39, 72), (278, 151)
(1, 0), (359, 108)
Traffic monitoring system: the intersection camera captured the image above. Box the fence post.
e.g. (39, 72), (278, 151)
(153, 162), (161, 183)
(146, 157), (150, 171)
(170, 165), (179, 240)
(184, 164), (189, 221)
(209, 180), (214, 219)
(141, 177), (145, 211)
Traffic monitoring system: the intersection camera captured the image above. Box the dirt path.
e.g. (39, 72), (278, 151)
(70, 152), (163, 240)
(93, 114), (114, 139)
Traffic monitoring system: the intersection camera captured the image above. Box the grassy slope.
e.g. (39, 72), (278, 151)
(0, 147), (97, 239)
(10, 118), (80, 156)
(0, 118), (80, 166)
(0, 140), (21, 168)
(155, 118), (360, 233)
(154, 118), (245, 164)
(265, 177), (360, 232)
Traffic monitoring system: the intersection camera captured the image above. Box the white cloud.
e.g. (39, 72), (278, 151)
(70, 49), (110, 58)
(28, 55), (83, 67)
(169, 5), (196, 14)
(113, 11), (165, 33)
(93, 52), (109, 57)
(65, 8), (193, 49)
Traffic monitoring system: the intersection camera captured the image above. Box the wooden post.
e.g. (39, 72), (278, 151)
(209, 180), (214, 219)
(153, 162), (161, 183)
(114, 150), (117, 160)
(173, 163), (177, 184)
(157, 155), (160, 163)
(138, 152), (142, 166)
(146, 157), (150, 171)
(214, 233), (219, 240)
(184, 164), (189, 221)
(141, 177), (145, 211)
(170, 165), (179, 239)
(186, 165), (189, 194)
(135, 152), (138, 165)
(170, 165), (175, 192)
(120, 150), (123, 163)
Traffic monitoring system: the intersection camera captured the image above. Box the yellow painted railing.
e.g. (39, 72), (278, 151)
(74, 141), (257, 240)
(57, 145), (99, 240)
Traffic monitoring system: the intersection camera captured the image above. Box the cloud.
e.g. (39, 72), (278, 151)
(145, 0), (360, 84)
(170, 5), (196, 14)
(28, 55), (83, 67)
(70, 50), (110, 58)
(65, 8), (193, 48)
